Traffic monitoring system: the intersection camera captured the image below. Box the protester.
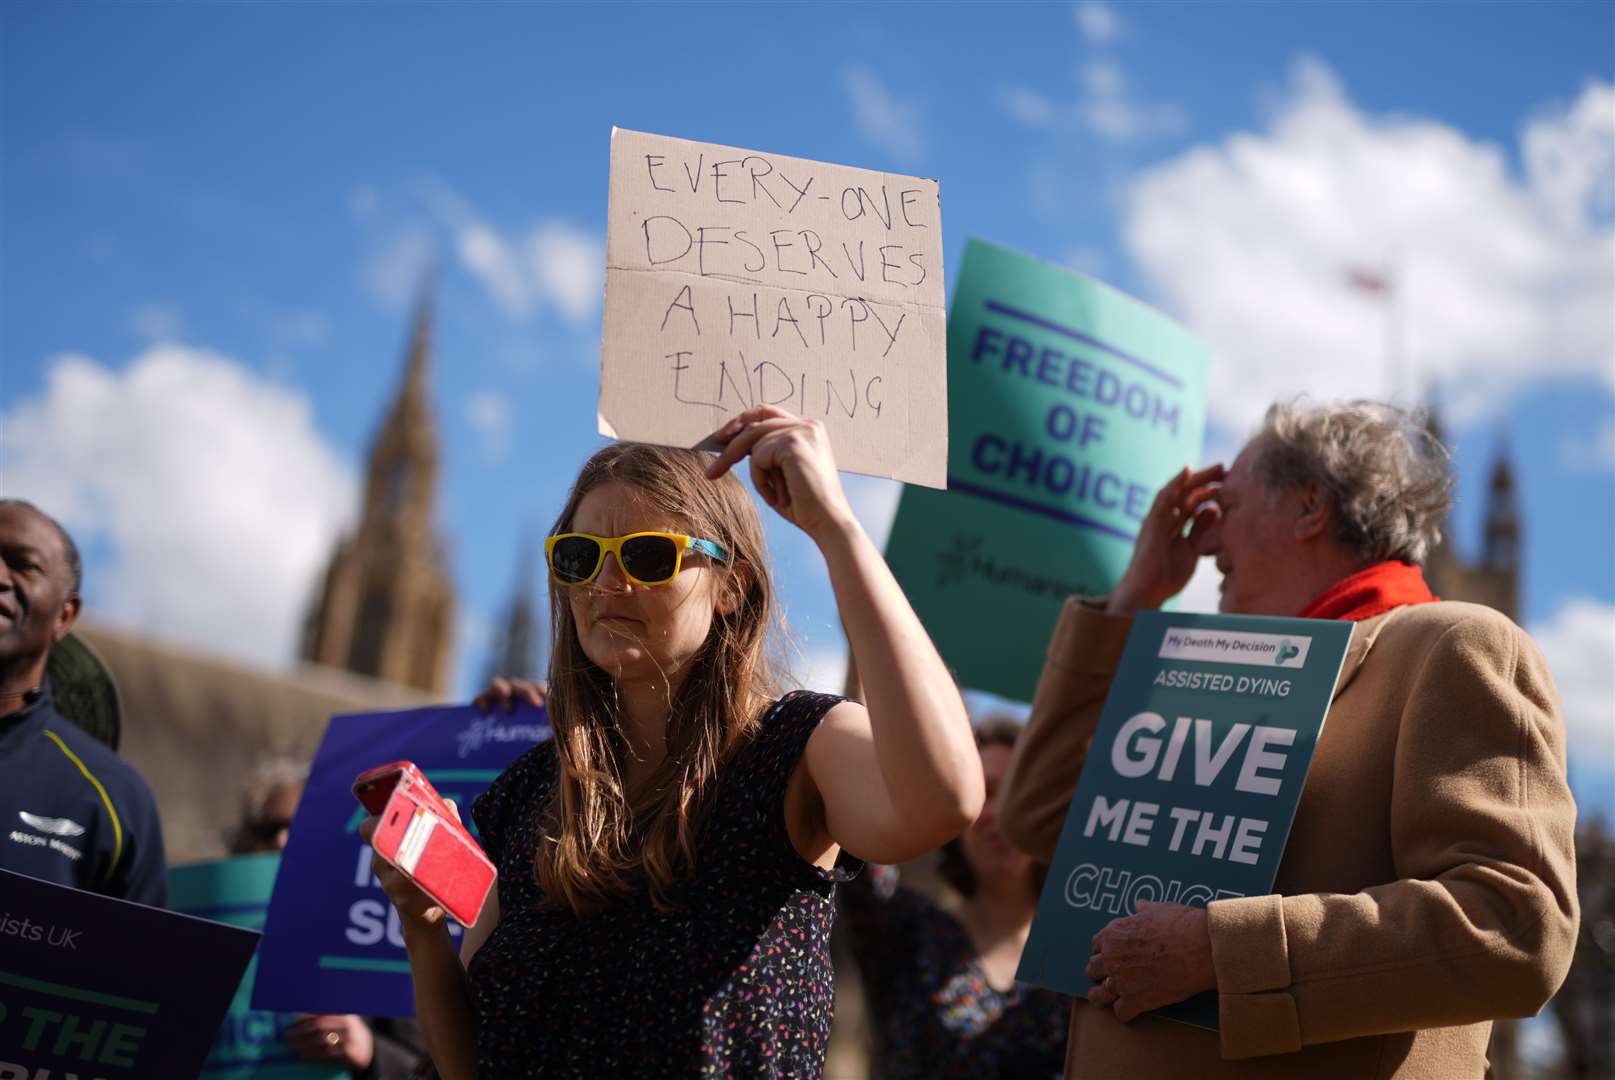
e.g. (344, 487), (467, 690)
(841, 716), (1068, 1079)
(0, 499), (166, 905)
(232, 758), (427, 1079)
(362, 404), (983, 1079)
(999, 401), (1578, 1078)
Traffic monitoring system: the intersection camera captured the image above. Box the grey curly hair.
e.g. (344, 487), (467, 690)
(1252, 400), (1454, 565)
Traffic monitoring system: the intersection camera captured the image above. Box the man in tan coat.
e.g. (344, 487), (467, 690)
(1000, 401), (1578, 1079)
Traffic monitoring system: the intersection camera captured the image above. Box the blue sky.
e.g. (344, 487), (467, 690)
(4, 2), (1612, 816)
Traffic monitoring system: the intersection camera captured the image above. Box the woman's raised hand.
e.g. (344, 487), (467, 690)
(703, 406), (857, 542)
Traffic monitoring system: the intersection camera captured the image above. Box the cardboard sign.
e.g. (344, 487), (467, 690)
(0, 867), (259, 1079)
(1016, 611), (1352, 1029)
(170, 854), (345, 1079)
(253, 704), (549, 1018)
(885, 239), (1209, 700)
(600, 127), (948, 487)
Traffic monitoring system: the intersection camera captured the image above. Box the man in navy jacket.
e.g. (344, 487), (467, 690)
(0, 499), (165, 906)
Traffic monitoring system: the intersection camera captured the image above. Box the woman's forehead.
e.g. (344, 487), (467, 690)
(571, 480), (687, 534)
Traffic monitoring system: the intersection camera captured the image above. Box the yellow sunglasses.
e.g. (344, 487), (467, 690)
(545, 531), (730, 587)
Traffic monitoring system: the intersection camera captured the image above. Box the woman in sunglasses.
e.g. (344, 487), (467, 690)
(365, 404), (983, 1079)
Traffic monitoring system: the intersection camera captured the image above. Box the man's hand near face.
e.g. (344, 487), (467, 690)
(1107, 465), (1224, 616)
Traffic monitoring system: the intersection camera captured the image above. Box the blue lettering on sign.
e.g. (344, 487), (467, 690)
(969, 323), (1182, 436)
(967, 431), (1153, 536)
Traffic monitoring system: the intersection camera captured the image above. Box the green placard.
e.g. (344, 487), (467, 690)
(885, 239), (1208, 701)
(1016, 611), (1353, 1029)
(170, 854), (345, 1079)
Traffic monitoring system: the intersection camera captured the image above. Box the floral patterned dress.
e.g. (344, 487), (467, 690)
(468, 691), (856, 1078)
(841, 864), (1069, 1079)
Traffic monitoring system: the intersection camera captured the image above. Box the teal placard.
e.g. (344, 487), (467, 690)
(885, 239), (1208, 701)
(170, 854), (345, 1079)
(1016, 611), (1353, 1029)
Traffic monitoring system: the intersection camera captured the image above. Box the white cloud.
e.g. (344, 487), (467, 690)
(465, 391), (513, 463)
(1523, 79), (1615, 233)
(0, 345), (356, 669)
(1001, 87), (1058, 128)
(274, 309), (329, 349)
(1000, 61), (1185, 145)
(130, 304), (182, 342)
(840, 64), (924, 162)
(418, 181), (603, 326)
(1079, 60), (1188, 142)
(353, 180), (602, 326)
(458, 220), (531, 318)
(1529, 598), (1615, 781)
(1075, 1), (1124, 44)
(1560, 421), (1615, 471)
(363, 224), (435, 308)
(526, 222), (606, 325)
(1125, 61), (1615, 435)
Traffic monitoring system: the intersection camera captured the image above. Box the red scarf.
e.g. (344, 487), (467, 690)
(1297, 560), (1438, 622)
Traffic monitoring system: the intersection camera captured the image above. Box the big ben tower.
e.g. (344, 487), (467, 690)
(301, 283), (456, 693)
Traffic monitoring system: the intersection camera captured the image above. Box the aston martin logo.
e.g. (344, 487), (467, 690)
(18, 812), (86, 838)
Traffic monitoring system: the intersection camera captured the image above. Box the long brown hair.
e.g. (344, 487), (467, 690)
(536, 442), (778, 915)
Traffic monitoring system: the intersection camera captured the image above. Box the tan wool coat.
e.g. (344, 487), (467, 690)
(1000, 598), (1579, 1080)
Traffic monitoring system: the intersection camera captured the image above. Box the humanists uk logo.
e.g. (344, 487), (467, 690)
(456, 715), (550, 759)
(934, 532), (1092, 599)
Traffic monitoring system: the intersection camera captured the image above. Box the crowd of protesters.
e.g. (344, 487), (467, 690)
(0, 396), (1579, 1079)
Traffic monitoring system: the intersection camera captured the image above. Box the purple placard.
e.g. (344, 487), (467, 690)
(252, 704), (547, 1017)
(0, 867), (259, 1078)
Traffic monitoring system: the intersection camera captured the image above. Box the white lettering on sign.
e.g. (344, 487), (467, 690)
(1109, 713), (1297, 796)
(1062, 862), (1246, 915)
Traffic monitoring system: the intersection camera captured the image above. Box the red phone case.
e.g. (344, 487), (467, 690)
(353, 761), (497, 928)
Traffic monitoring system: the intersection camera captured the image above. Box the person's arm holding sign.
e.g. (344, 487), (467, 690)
(1000, 465), (1226, 1016)
(999, 465), (1223, 861)
(1002, 402), (1577, 1064)
(1190, 615), (1575, 1056)
(359, 806), (484, 1080)
(356, 680), (547, 1080)
(706, 405), (984, 865)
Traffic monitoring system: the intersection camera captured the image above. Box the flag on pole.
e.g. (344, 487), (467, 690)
(1346, 266), (1393, 297)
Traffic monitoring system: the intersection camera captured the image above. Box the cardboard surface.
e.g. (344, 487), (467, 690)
(600, 128), (948, 487)
(253, 704), (548, 1018)
(1015, 612), (1353, 1029)
(884, 239), (1209, 700)
(0, 867), (260, 1079)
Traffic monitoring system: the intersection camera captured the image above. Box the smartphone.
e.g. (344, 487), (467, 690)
(352, 761), (496, 928)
